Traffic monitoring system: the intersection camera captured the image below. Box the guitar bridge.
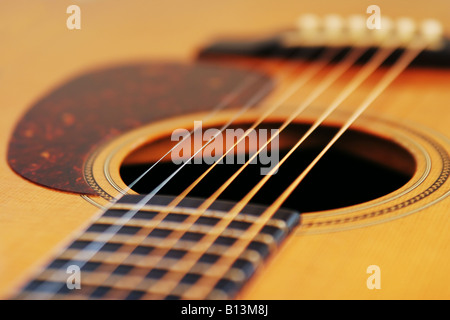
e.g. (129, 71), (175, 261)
(198, 15), (450, 68)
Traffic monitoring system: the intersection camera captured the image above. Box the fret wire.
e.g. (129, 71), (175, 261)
(106, 204), (290, 227)
(32, 220), (264, 299)
(27, 162), (286, 299)
(29, 264), (242, 297)
(28, 206), (260, 293)
(95, 217), (251, 236)
(93, 217), (287, 241)
(64, 222), (275, 281)
(55, 249), (259, 271)
(65, 219), (263, 265)
(75, 232), (273, 256)
(110, 203), (238, 218)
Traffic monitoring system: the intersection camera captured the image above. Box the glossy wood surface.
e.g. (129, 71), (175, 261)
(0, 0), (449, 299)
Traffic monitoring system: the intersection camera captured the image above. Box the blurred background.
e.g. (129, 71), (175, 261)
(2, 0), (449, 186)
(1, 0), (449, 157)
(2, 1), (450, 68)
(1, 0), (449, 153)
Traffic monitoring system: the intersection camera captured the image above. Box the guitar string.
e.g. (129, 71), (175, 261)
(121, 66), (268, 195)
(182, 38), (428, 299)
(69, 48), (340, 300)
(34, 33), (412, 298)
(24, 78), (274, 299)
(26, 17), (441, 298)
(73, 47), (346, 299)
(21, 50), (283, 299)
(29, 26), (428, 298)
(64, 51), (338, 299)
(134, 44), (396, 298)
(92, 46), (370, 299)
(119, 48), (322, 197)
(99, 51), (287, 202)
(22, 47), (318, 299)
(48, 40), (384, 298)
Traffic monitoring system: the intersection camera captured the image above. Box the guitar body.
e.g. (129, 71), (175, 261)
(1, 1), (449, 299)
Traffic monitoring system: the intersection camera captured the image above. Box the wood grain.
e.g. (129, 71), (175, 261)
(0, 0), (449, 299)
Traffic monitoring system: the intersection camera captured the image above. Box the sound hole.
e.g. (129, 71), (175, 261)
(120, 122), (416, 213)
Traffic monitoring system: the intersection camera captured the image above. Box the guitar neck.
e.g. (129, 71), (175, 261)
(16, 195), (299, 299)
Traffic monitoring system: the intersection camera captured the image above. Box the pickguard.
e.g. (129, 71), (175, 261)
(7, 62), (272, 195)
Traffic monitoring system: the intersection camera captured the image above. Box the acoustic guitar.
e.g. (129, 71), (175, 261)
(1, 1), (449, 300)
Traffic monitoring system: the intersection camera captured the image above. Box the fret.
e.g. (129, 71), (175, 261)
(16, 195), (300, 300)
(59, 245), (263, 267)
(107, 203), (291, 227)
(97, 213), (288, 231)
(81, 227), (279, 249)
(30, 268), (242, 293)
(74, 234), (271, 258)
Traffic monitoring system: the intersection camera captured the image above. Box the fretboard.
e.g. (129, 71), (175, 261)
(15, 195), (300, 300)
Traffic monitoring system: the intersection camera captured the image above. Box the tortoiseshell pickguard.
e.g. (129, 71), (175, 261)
(8, 61), (273, 195)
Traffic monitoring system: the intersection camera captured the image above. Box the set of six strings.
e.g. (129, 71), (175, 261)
(28, 22), (433, 299)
